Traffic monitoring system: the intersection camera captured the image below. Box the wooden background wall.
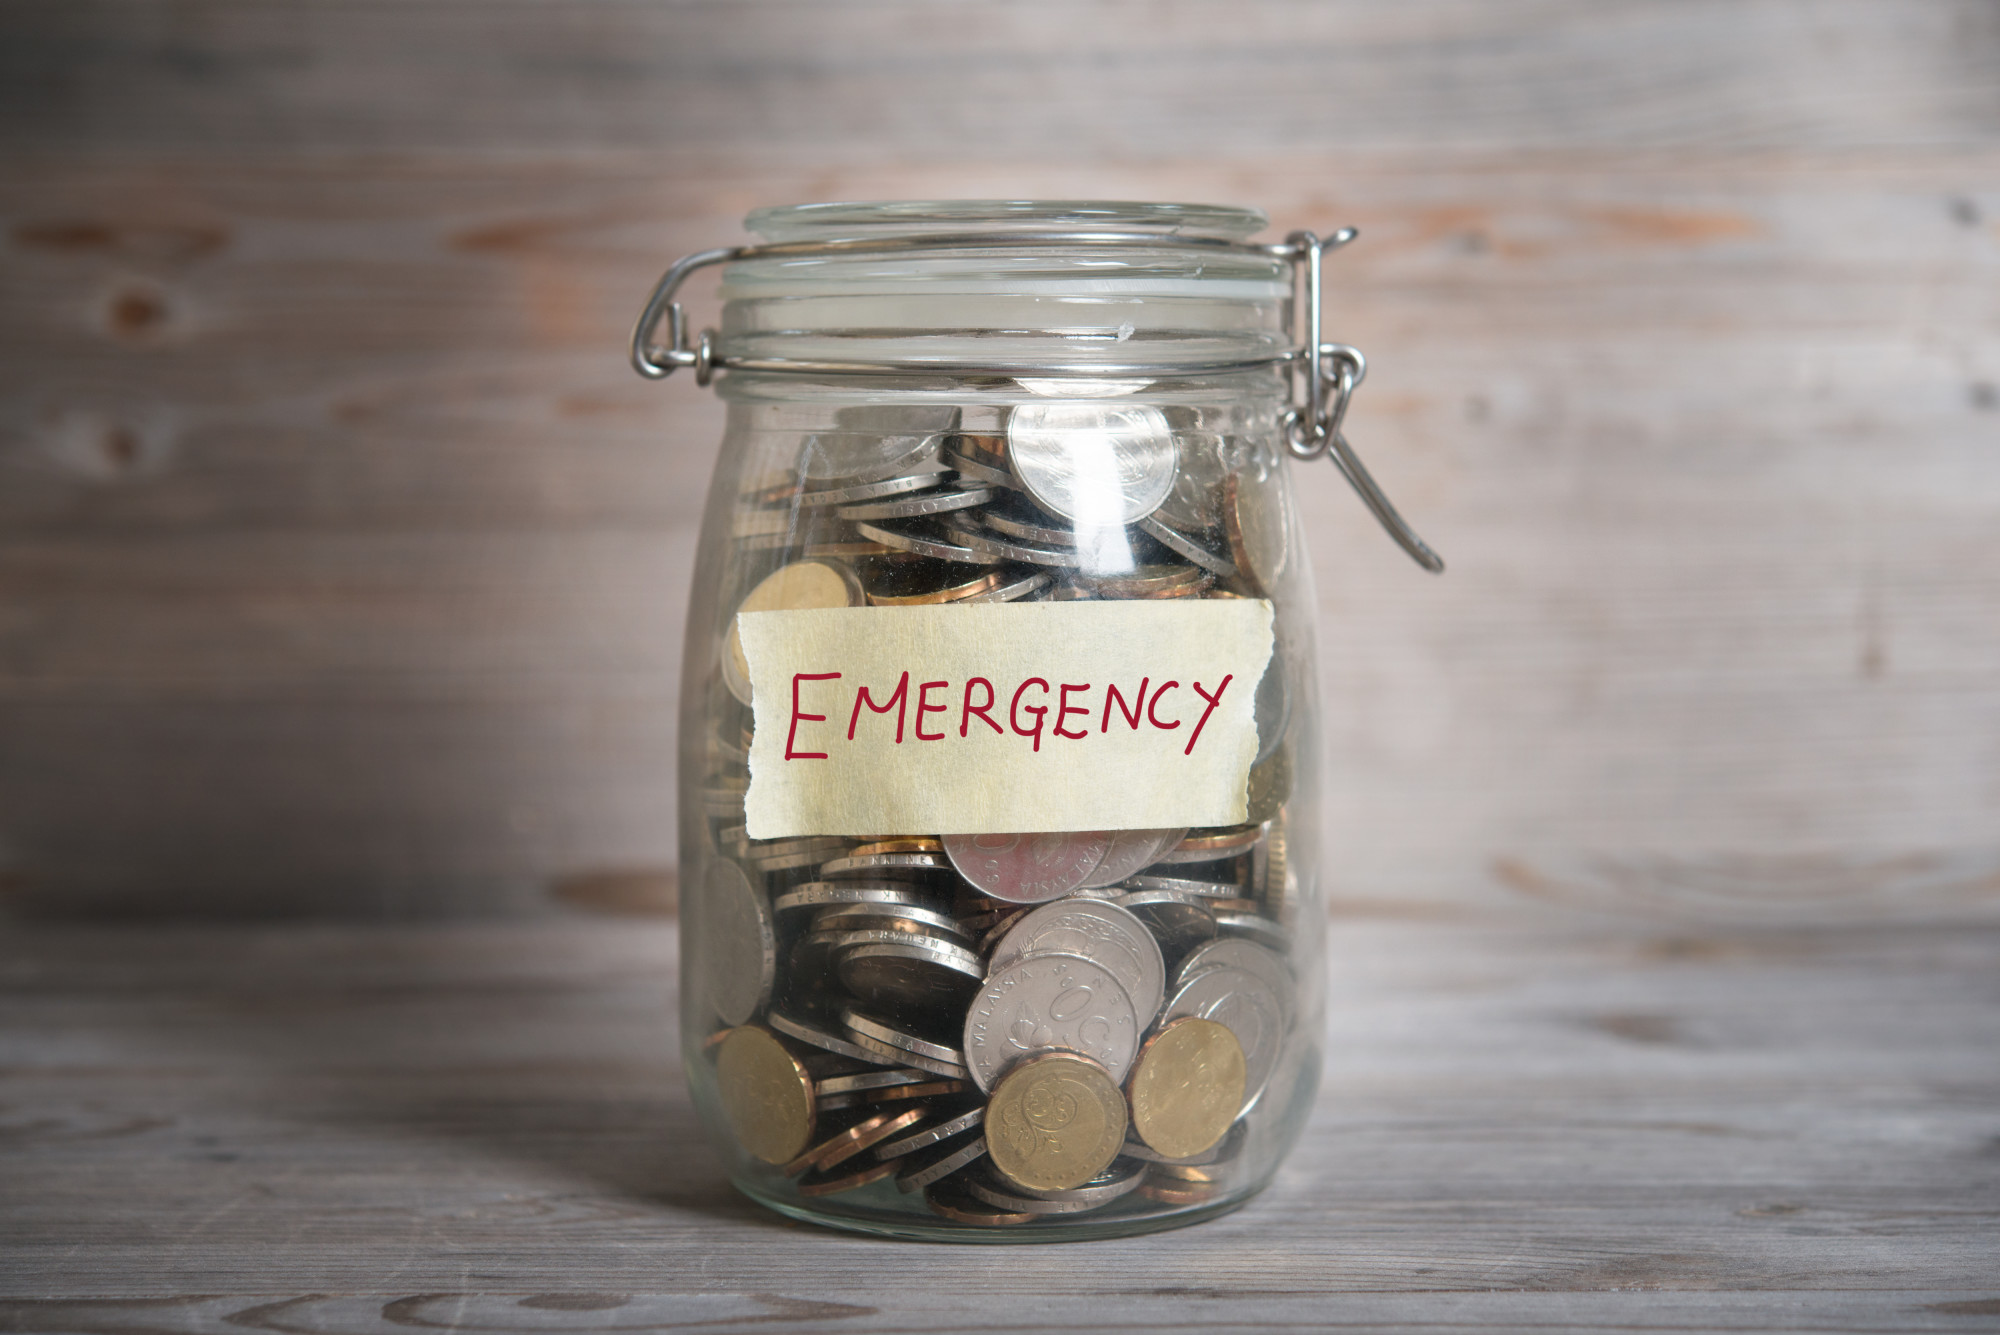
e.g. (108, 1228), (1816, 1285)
(2, 1), (1997, 919)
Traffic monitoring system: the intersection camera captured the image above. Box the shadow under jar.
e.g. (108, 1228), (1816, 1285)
(633, 200), (1439, 1241)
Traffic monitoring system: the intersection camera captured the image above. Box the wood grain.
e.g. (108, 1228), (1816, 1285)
(0, 916), (1995, 1326)
(2, 2), (1999, 916)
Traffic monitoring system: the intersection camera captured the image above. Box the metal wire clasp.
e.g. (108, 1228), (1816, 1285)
(630, 227), (1442, 572)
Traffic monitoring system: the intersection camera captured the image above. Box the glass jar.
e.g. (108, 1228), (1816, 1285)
(632, 201), (1439, 1241)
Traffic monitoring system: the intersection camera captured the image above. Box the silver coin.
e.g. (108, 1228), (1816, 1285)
(968, 1158), (1146, 1210)
(894, 1133), (988, 1192)
(1006, 402), (1177, 526)
(939, 521), (1086, 568)
(816, 1067), (937, 1096)
(1135, 513), (1237, 577)
(1123, 874), (1240, 898)
(743, 838), (850, 873)
(981, 506), (1080, 548)
(852, 519), (1005, 565)
(810, 901), (969, 941)
(798, 405), (958, 484)
(796, 470), (947, 508)
(1175, 938), (1294, 998)
(942, 453), (1020, 491)
(772, 882), (939, 914)
(942, 831), (1113, 904)
(1114, 889), (1218, 956)
(698, 859), (773, 1026)
(819, 851), (954, 878)
(836, 487), (994, 521)
(803, 927), (978, 966)
(988, 898), (1165, 1026)
(958, 570), (1052, 603)
(1162, 964), (1288, 1113)
(1155, 430), (1231, 533)
(1078, 828), (1187, 889)
(842, 1008), (969, 1079)
(838, 938), (986, 1012)
(767, 1009), (890, 1066)
(963, 953), (1140, 1090)
(1224, 469), (1291, 597)
(875, 1105), (985, 1161)
(1212, 910), (1290, 954)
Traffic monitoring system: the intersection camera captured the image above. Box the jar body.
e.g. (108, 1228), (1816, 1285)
(675, 205), (1325, 1240)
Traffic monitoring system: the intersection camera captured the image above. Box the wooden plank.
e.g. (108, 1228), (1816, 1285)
(0, 917), (1995, 1325)
(3, 1), (1998, 156)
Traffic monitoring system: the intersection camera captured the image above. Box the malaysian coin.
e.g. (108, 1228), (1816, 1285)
(1136, 1176), (1220, 1206)
(1162, 965), (1288, 1114)
(721, 561), (865, 706)
(773, 882), (938, 914)
(1129, 574), (1214, 600)
(1077, 828), (1187, 889)
(796, 1050), (875, 1080)
(796, 470), (948, 508)
(1005, 402), (1177, 526)
(963, 953), (1140, 1090)
(798, 404), (958, 484)
(852, 519), (1005, 565)
(1123, 874), (1241, 898)
(988, 898), (1166, 1026)
(861, 561), (1004, 606)
(967, 1158), (1146, 1212)
(981, 505), (1081, 548)
(780, 1107), (924, 1177)
(816, 1078), (967, 1112)
(837, 937), (985, 1012)
(1151, 1161), (1233, 1185)
(1070, 562), (1205, 599)
(1223, 470), (1290, 598)
(696, 860), (774, 1027)
(842, 1008), (969, 1079)
(896, 1133), (990, 1193)
(983, 1051), (1129, 1192)
(819, 851), (954, 879)
(1120, 1118), (1247, 1166)
(796, 1157), (897, 1197)
(874, 1105), (985, 1160)
(714, 1025), (816, 1165)
(1126, 1017), (1246, 1159)
(942, 831), (1113, 904)
(1244, 740), (1292, 825)
(1174, 938), (1295, 998)
(837, 486), (994, 521)
(938, 521), (1086, 568)
(767, 1010), (890, 1067)
(815, 1067), (936, 1097)
(810, 902), (967, 940)
(1212, 910), (1290, 954)
(1135, 513), (1237, 577)
(1155, 430), (1231, 533)
(942, 453), (1019, 491)
(960, 569), (1052, 603)
(1157, 825), (1264, 864)
(742, 837), (850, 873)
(925, 1178), (1033, 1225)
(851, 837), (944, 856)
(1114, 888), (1219, 957)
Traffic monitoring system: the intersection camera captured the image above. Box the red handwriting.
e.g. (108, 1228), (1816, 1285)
(783, 671), (1232, 759)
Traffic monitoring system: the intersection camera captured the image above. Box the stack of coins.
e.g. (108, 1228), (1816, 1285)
(697, 401), (1303, 1225)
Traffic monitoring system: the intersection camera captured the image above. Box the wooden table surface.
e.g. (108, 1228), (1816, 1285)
(4, 909), (1996, 1333)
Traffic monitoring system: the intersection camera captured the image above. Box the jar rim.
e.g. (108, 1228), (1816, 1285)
(745, 200), (1270, 243)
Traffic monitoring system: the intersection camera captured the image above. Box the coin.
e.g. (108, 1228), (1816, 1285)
(721, 560), (864, 706)
(796, 1157), (897, 1197)
(1120, 1117), (1247, 1166)
(1212, 910), (1289, 954)
(837, 938), (985, 1011)
(696, 860), (774, 1027)
(967, 1158), (1146, 1211)
(874, 1105), (985, 1160)
(1164, 825), (1264, 860)
(1005, 402), (1177, 526)
(714, 1025), (817, 1165)
(852, 519), (1005, 564)
(1071, 563), (1206, 599)
(939, 520), (1086, 568)
(959, 569), (1052, 603)
(925, 1178), (1032, 1225)
(942, 454), (1019, 491)
(1155, 430), (1231, 533)
(987, 898), (1166, 1026)
(1223, 470), (1289, 597)
(809, 902), (967, 939)
(1244, 741), (1291, 825)
(896, 1133), (990, 1192)
(1162, 965), (1288, 1113)
(815, 1067), (936, 1097)
(816, 1078), (967, 1111)
(1114, 889), (1218, 957)
(1135, 513), (1237, 577)
(772, 882), (937, 914)
(1126, 1017), (1246, 1159)
(1136, 1176), (1219, 1206)
(983, 1051), (1129, 1192)
(781, 1107), (925, 1177)
(1077, 828), (1187, 889)
(1123, 874), (1240, 898)
(963, 953), (1140, 1090)
(861, 562), (1004, 606)
(981, 505), (1080, 548)
(1175, 938), (1294, 998)
(767, 1010), (889, 1067)
(837, 486), (994, 521)
(942, 831), (1112, 904)
(798, 404), (957, 484)
(818, 851), (953, 878)
(796, 470), (947, 508)
(841, 1007), (969, 1078)
(851, 837), (944, 856)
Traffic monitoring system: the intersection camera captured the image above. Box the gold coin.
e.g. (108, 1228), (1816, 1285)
(1244, 741), (1291, 825)
(796, 1158), (897, 1197)
(721, 560), (864, 706)
(850, 837), (944, 857)
(1127, 1017), (1246, 1160)
(780, 1107), (923, 1177)
(985, 1052), (1127, 1193)
(1172, 825), (1264, 857)
(714, 1026), (816, 1165)
(1223, 471), (1289, 598)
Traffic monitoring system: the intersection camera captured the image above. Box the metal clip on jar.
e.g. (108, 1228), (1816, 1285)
(633, 201), (1441, 1241)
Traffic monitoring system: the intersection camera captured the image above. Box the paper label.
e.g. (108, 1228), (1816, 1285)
(740, 599), (1275, 838)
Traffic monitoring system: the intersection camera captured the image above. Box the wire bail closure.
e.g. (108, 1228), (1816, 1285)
(630, 227), (1441, 572)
